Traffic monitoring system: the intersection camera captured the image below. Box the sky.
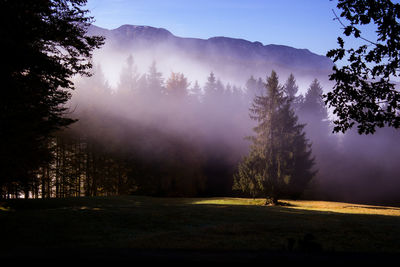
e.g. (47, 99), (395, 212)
(85, 0), (347, 57)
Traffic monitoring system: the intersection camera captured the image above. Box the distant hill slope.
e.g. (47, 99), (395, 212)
(87, 24), (333, 88)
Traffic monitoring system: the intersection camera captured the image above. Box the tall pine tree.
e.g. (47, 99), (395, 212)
(300, 79), (328, 121)
(283, 73), (303, 111)
(298, 79), (339, 199)
(234, 71), (315, 204)
(1, 0), (104, 197)
(146, 61), (164, 97)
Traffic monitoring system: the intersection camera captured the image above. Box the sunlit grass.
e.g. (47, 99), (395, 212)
(282, 200), (400, 216)
(189, 197), (400, 217)
(189, 197), (267, 206)
(0, 204), (11, 212)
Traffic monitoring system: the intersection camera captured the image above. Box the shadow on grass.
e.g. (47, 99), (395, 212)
(1, 247), (399, 264)
(1, 195), (400, 257)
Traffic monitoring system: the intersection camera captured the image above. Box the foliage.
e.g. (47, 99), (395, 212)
(283, 74), (299, 100)
(283, 73), (303, 111)
(203, 72), (225, 105)
(0, 0), (104, 196)
(326, 0), (400, 134)
(234, 71), (315, 203)
(301, 79), (329, 120)
(166, 72), (190, 98)
(146, 61), (164, 97)
(245, 75), (265, 102)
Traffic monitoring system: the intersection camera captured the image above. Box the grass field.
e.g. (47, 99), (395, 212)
(1, 196), (400, 262)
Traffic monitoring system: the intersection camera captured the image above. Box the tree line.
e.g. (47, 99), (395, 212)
(3, 50), (400, 204)
(1, 53), (331, 200)
(3, 0), (400, 205)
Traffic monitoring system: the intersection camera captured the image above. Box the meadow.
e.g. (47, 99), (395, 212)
(1, 196), (400, 262)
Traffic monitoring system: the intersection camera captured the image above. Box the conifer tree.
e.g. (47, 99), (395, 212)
(256, 77), (265, 93)
(1, 0), (104, 196)
(166, 72), (189, 98)
(203, 72), (226, 110)
(298, 79), (338, 194)
(117, 54), (140, 96)
(245, 75), (258, 100)
(146, 61), (164, 97)
(188, 80), (202, 104)
(191, 80), (202, 96)
(300, 79), (328, 121)
(284, 74), (299, 99)
(215, 79), (225, 97)
(298, 79), (333, 149)
(245, 75), (265, 102)
(233, 71), (315, 204)
(283, 73), (303, 111)
(203, 72), (215, 97)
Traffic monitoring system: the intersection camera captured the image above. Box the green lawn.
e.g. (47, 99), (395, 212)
(1, 196), (400, 261)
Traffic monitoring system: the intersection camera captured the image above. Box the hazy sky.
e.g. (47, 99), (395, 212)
(85, 0), (350, 56)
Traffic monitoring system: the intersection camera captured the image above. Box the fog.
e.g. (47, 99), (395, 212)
(92, 44), (214, 89)
(64, 33), (400, 204)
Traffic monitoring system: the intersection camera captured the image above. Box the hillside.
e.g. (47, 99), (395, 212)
(87, 24), (334, 88)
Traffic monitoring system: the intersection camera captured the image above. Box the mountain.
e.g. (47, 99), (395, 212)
(87, 24), (333, 88)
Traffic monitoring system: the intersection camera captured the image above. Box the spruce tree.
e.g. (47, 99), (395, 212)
(233, 71), (315, 204)
(300, 79), (328, 121)
(298, 79), (333, 152)
(245, 75), (265, 102)
(188, 80), (202, 104)
(165, 72), (189, 98)
(245, 75), (258, 100)
(191, 81), (202, 97)
(203, 72), (217, 103)
(117, 54), (140, 96)
(146, 61), (164, 97)
(298, 79), (338, 196)
(284, 74), (298, 99)
(283, 73), (303, 111)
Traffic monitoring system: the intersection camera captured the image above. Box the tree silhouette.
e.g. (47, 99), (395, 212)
(301, 79), (328, 120)
(0, 0), (104, 197)
(326, 0), (400, 134)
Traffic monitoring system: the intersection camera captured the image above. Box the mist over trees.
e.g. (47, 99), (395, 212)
(2, 46), (400, 206)
(2, 0), (400, 205)
(68, 59), (251, 197)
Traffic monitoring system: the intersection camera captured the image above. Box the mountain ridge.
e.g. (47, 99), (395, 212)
(91, 24), (325, 55)
(87, 24), (333, 87)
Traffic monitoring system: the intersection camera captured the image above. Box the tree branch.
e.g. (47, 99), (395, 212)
(332, 9), (378, 46)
